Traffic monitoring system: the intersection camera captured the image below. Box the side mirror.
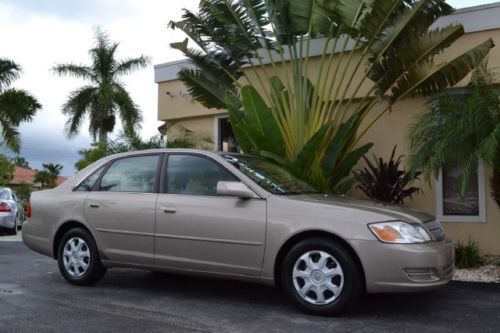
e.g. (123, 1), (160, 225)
(216, 181), (255, 199)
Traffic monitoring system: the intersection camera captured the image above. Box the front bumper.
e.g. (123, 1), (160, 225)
(351, 237), (454, 293)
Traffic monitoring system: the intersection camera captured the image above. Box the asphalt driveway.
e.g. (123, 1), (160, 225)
(1, 240), (499, 333)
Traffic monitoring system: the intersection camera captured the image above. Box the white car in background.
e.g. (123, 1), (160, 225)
(0, 187), (24, 235)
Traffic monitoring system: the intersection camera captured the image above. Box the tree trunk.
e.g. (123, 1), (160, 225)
(98, 129), (107, 144)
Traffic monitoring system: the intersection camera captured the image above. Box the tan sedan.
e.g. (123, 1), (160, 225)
(22, 149), (454, 315)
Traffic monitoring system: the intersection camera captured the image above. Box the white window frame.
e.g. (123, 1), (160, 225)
(436, 160), (486, 223)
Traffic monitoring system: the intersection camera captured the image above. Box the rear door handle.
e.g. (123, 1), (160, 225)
(89, 203), (100, 208)
(161, 206), (176, 214)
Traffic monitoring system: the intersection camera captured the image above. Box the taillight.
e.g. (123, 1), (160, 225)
(26, 203), (31, 218)
(0, 202), (12, 212)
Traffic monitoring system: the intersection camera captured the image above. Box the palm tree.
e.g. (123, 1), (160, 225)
(34, 170), (52, 189)
(10, 155), (30, 168)
(35, 163), (63, 188)
(0, 58), (41, 152)
(408, 61), (500, 208)
(169, 0), (493, 193)
(53, 29), (150, 143)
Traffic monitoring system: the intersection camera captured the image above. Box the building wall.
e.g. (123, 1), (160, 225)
(156, 25), (500, 254)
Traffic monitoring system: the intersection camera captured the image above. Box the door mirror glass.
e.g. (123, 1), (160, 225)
(216, 181), (254, 199)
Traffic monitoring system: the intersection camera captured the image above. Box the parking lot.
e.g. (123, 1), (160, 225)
(1, 239), (499, 333)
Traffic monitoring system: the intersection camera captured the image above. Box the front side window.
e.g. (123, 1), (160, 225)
(166, 154), (238, 195)
(99, 155), (159, 193)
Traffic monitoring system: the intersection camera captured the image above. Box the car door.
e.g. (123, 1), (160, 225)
(155, 153), (267, 276)
(84, 154), (161, 266)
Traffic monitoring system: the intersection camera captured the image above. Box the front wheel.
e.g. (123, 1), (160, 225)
(280, 238), (364, 315)
(57, 228), (107, 285)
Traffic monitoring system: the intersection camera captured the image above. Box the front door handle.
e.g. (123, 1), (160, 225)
(89, 203), (100, 208)
(161, 206), (176, 214)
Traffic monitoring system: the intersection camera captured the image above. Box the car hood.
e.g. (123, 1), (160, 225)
(284, 194), (434, 224)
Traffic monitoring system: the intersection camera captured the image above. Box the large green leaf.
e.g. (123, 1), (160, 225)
(371, 24), (464, 95)
(329, 142), (373, 188)
(391, 38), (494, 101)
(225, 93), (256, 154)
(288, 0), (339, 35)
(321, 114), (363, 174)
(370, 0), (430, 58)
(293, 123), (331, 171)
(238, 85), (286, 156)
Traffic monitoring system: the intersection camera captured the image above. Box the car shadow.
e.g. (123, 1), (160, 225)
(94, 268), (452, 318)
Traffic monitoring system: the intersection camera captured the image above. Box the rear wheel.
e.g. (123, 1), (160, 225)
(5, 218), (17, 235)
(280, 238), (363, 315)
(57, 228), (106, 285)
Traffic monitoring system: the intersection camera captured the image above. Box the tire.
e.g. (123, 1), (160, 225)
(6, 219), (17, 235)
(280, 238), (363, 315)
(57, 227), (107, 286)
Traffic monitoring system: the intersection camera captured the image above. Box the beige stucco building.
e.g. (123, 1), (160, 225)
(155, 3), (500, 255)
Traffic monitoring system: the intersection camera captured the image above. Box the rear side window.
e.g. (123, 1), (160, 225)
(99, 155), (159, 193)
(74, 167), (106, 192)
(165, 154), (238, 196)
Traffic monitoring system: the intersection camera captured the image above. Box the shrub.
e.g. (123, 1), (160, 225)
(354, 146), (421, 205)
(455, 238), (484, 269)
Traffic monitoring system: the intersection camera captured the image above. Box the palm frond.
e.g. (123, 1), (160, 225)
(177, 67), (229, 109)
(62, 86), (97, 137)
(0, 58), (22, 90)
(0, 88), (41, 124)
(52, 64), (95, 81)
(113, 83), (142, 133)
(113, 56), (150, 76)
(0, 116), (21, 152)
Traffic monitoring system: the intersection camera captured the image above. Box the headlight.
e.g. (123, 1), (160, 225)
(368, 221), (432, 244)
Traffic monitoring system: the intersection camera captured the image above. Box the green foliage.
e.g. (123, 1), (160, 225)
(14, 183), (32, 205)
(0, 153), (14, 186)
(170, 0), (492, 194)
(408, 60), (500, 208)
(455, 238), (484, 269)
(10, 155), (30, 168)
(53, 28), (150, 143)
(34, 163), (63, 188)
(34, 170), (52, 189)
(0, 58), (41, 152)
(75, 127), (210, 171)
(354, 146), (421, 204)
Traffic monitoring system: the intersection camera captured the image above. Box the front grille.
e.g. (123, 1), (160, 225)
(424, 219), (445, 241)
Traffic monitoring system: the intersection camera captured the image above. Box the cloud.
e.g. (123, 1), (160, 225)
(2, 0), (137, 23)
(0, 0), (197, 175)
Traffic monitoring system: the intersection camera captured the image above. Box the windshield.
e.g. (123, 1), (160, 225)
(222, 155), (320, 195)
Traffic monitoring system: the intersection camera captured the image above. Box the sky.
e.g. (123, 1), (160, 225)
(0, 0), (496, 175)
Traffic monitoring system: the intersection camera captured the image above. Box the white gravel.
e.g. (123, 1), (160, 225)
(453, 256), (500, 283)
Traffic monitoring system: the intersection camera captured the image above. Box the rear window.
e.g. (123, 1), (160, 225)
(0, 190), (11, 200)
